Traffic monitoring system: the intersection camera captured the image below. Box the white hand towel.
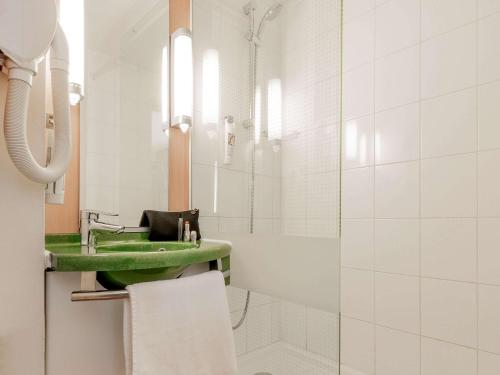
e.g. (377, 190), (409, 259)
(123, 271), (238, 375)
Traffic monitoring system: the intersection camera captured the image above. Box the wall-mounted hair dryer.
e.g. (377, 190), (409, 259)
(0, 0), (71, 184)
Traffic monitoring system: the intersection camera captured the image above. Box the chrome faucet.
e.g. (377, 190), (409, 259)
(80, 210), (125, 250)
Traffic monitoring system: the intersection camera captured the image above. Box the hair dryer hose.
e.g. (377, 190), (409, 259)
(3, 24), (71, 184)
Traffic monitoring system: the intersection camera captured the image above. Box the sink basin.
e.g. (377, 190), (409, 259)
(45, 232), (231, 289)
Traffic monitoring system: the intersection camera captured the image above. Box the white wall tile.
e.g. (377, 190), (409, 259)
(306, 172), (337, 220)
(375, 103), (420, 164)
(246, 304), (273, 352)
(343, 116), (375, 169)
(281, 175), (306, 218)
(230, 311), (247, 356)
(341, 268), (374, 321)
(375, 46), (420, 111)
(375, 272), (420, 334)
(342, 167), (374, 218)
(479, 351), (500, 375)
(192, 125), (218, 165)
(254, 175), (274, 219)
(375, 0), (420, 58)
(421, 88), (477, 158)
(479, 81), (500, 151)
(421, 218), (477, 282)
(421, 0), (476, 40)
(478, 150), (500, 217)
(342, 219), (374, 270)
(421, 278), (477, 347)
(344, 12), (375, 71)
(306, 217), (338, 238)
(86, 153), (117, 188)
(478, 218), (500, 285)
(306, 308), (339, 360)
(199, 216), (218, 233)
(343, 64), (375, 120)
(271, 301), (280, 343)
(421, 154), (477, 217)
(375, 161), (420, 218)
(478, 284), (500, 355)
(249, 292), (274, 308)
(218, 218), (249, 233)
(226, 286), (248, 313)
(192, 163), (215, 216)
(344, 0), (376, 21)
(253, 219), (274, 234)
(341, 317), (375, 375)
(308, 125), (341, 173)
(374, 219), (419, 275)
(280, 301), (307, 349)
(479, 0), (500, 18)
(421, 338), (477, 375)
(218, 168), (249, 218)
(376, 326), (420, 375)
(421, 24), (477, 99)
(479, 13), (500, 84)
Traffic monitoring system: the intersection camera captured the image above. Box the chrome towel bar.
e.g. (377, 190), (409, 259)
(71, 270), (231, 302)
(72, 290), (129, 302)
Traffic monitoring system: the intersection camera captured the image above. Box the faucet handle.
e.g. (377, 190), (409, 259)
(80, 209), (119, 221)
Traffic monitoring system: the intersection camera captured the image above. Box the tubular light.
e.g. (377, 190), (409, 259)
(345, 121), (358, 160)
(59, 0), (84, 105)
(170, 27), (193, 133)
(202, 49), (220, 125)
(267, 78), (282, 152)
(161, 46), (169, 131)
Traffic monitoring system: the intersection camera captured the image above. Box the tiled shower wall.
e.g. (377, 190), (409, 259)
(192, 0), (282, 235)
(341, 0), (500, 374)
(281, 0), (341, 238)
(192, 0), (341, 238)
(227, 286), (339, 362)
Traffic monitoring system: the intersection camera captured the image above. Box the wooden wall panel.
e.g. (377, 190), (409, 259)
(168, 0), (192, 211)
(45, 105), (80, 233)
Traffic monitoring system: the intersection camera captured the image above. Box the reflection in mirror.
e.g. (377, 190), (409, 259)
(82, 0), (170, 226)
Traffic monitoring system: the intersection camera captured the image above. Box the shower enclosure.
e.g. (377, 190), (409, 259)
(192, 0), (342, 373)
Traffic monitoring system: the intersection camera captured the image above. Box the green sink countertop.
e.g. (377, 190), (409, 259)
(45, 232), (231, 273)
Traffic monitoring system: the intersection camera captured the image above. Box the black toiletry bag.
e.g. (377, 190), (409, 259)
(139, 209), (201, 241)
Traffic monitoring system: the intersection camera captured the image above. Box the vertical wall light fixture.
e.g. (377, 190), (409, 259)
(267, 78), (282, 152)
(170, 27), (193, 133)
(202, 48), (220, 125)
(161, 45), (169, 132)
(59, 0), (84, 105)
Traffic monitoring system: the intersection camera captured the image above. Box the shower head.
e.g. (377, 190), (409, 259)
(263, 3), (282, 21)
(256, 3), (282, 39)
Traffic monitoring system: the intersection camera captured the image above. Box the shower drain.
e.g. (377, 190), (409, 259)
(254, 373), (273, 375)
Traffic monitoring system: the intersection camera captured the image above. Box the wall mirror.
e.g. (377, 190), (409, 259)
(45, 0), (194, 232)
(45, 0), (341, 242)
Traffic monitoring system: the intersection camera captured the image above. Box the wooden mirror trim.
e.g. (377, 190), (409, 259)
(45, 105), (80, 233)
(168, 0), (191, 211)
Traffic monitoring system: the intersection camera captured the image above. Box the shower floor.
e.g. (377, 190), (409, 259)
(238, 342), (338, 375)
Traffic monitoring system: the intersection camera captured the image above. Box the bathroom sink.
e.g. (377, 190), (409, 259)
(45, 232), (231, 289)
